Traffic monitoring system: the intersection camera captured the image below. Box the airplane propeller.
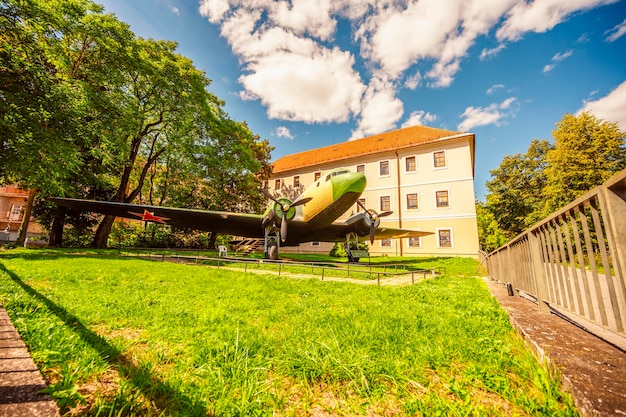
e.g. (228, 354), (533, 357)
(261, 188), (312, 241)
(356, 199), (392, 243)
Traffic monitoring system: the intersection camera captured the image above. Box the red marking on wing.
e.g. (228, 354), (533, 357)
(130, 210), (170, 224)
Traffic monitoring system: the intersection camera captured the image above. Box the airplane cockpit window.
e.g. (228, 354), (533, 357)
(327, 170), (349, 181)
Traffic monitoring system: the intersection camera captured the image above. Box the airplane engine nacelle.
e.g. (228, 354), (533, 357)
(345, 211), (380, 238)
(264, 197), (296, 227)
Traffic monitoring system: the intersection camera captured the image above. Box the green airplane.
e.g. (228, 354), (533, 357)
(52, 168), (431, 260)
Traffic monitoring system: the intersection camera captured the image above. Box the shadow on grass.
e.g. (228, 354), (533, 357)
(0, 262), (207, 415)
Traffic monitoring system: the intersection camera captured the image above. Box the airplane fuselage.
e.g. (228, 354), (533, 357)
(263, 169), (367, 239)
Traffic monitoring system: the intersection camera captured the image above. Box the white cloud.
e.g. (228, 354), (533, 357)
(543, 49), (574, 72)
(197, 0), (617, 138)
(552, 50), (574, 61)
(480, 44), (506, 60)
(426, 59), (461, 88)
(578, 81), (626, 130)
(486, 84), (505, 95)
(349, 78), (404, 140)
(171, 6), (180, 16)
(458, 97), (518, 131)
(239, 49), (365, 123)
(402, 110), (437, 128)
(605, 18), (626, 42)
(496, 0), (617, 41)
(275, 126), (294, 139)
(404, 72), (421, 90)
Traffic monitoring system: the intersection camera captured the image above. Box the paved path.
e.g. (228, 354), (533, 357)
(0, 307), (60, 417)
(484, 278), (626, 417)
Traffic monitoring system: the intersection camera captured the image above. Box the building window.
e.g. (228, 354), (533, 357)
(262, 180), (268, 189)
(356, 198), (366, 213)
(380, 196), (391, 211)
(436, 190), (449, 208)
(408, 237), (421, 247)
(438, 229), (452, 248)
(311, 241), (320, 246)
(293, 176), (300, 188)
(9, 205), (22, 221)
(356, 164), (365, 175)
(314, 172), (321, 181)
(405, 156), (416, 172)
(379, 160), (390, 176)
(433, 151), (446, 168)
(406, 193), (418, 210)
(380, 238), (392, 247)
(274, 179), (281, 190)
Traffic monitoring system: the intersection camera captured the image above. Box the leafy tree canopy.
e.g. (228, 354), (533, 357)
(1, 0), (273, 248)
(479, 112), (625, 252)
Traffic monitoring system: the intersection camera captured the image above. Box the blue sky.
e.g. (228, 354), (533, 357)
(97, 0), (626, 200)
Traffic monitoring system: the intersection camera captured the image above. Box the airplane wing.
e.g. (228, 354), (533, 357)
(360, 227), (432, 240)
(51, 198), (431, 245)
(51, 198), (265, 238)
(282, 217), (432, 245)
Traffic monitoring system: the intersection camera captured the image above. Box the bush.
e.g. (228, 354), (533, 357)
(108, 222), (218, 249)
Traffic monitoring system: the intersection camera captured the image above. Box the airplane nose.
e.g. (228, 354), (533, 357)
(332, 172), (367, 199)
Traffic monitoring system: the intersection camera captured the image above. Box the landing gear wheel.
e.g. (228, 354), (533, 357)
(267, 241), (278, 260)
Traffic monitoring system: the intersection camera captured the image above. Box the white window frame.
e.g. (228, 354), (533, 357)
(406, 192), (419, 210)
(356, 164), (366, 175)
(379, 160), (391, 177)
(356, 197), (366, 213)
(435, 189), (450, 209)
(9, 205), (22, 221)
(380, 195), (391, 212)
(380, 238), (392, 248)
(433, 150), (447, 169)
(405, 155), (417, 173)
(408, 237), (421, 248)
(437, 228), (454, 248)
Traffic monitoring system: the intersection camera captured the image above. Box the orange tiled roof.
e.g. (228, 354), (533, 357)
(272, 125), (468, 173)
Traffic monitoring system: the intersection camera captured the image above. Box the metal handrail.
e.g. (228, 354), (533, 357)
(483, 168), (626, 350)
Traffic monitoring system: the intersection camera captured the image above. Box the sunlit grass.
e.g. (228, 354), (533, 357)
(0, 249), (576, 416)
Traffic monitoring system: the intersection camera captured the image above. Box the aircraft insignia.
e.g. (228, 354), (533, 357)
(130, 210), (170, 224)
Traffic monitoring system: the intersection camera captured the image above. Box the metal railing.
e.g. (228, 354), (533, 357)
(482, 169), (626, 350)
(119, 251), (444, 284)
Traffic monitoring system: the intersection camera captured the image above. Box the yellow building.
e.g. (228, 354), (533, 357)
(269, 125), (479, 257)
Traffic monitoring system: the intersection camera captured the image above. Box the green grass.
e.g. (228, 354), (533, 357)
(0, 249), (576, 416)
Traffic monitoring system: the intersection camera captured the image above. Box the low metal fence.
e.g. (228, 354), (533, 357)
(121, 251), (443, 285)
(482, 169), (626, 350)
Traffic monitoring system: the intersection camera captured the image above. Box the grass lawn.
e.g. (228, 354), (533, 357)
(0, 249), (576, 416)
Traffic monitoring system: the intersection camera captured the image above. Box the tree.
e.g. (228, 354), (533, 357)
(484, 139), (552, 237)
(91, 38), (222, 248)
(0, 0), (135, 245)
(542, 112), (626, 214)
(475, 201), (508, 253)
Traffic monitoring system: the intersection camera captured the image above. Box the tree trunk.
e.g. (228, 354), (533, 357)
(16, 187), (38, 247)
(208, 232), (218, 250)
(92, 214), (116, 248)
(49, 206), (67, 247)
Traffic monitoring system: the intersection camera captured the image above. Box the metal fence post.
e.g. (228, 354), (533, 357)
(529, 230), (552, 313)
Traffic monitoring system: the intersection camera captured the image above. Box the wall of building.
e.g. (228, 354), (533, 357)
(0, 185), (44, 244)
(271, 136), (479, 258)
